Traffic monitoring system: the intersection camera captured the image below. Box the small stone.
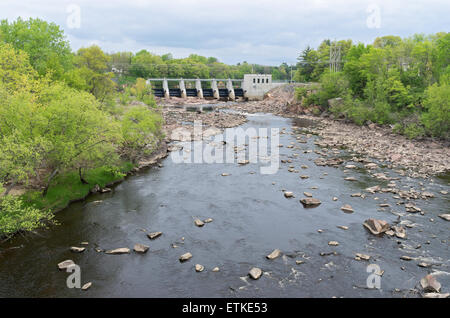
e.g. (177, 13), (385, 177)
(351, 193), (362, 197)
(81, 282), (92, 291)
(438, 214), (450, 221)
(212, 267), (220, 272)
(180, 252), (193, 262)
(147, 232), (162, 240)
(266, 249), (282, 260)
(284, 191), (294, 198)
(418, 262), (431, 268)
(195, 264), (204, 272)
(221, 173), (230, 176)
(341, 204), (354, 213)
(400, 255), (413, 261)
(420, 274), (441, 293)
(105, 248), (130, 255)
(300, 198), (321, 207)
(204, 218), (213, 223)
(332, 197), (338, 201)
(303, 192), (313, 197)
(194, 219), (205, 227)
(345, 177), (357, 181)
(249, 267), (262, 280)
(70, 247), (85, 253)
(133, 244), (149, 253)
(295, 260), (305, 265)
(300, 175), (309, 179)
(328, 241), (339, 246)
(355, 253), (371, 261)
(57, 260), (75, 270)
(337, 225), (349, 230)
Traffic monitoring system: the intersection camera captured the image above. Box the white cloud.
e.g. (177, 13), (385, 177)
(0, 0), (448, 65)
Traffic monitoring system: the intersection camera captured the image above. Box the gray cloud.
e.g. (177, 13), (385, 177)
(0, 0), (449, 65)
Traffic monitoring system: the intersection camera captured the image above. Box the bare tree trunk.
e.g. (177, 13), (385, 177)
(79, 167), (89, 185)
(42, 169), (59, 197)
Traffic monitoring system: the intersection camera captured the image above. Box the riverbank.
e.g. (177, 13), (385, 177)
(220, 86), (449, 178)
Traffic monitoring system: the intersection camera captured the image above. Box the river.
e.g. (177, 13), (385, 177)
(0, 111), (449, 297)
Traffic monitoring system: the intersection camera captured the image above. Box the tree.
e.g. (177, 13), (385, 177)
(0, 17), (72, 79)
(66, 45), (116, 102)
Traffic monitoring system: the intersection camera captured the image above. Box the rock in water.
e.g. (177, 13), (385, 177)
(147, 232), (162, 240)
(284, 191), (294, 198)
(81, 282), (92, 291)
(363, 218), (390, 236)
(105, 248), (130, 255)
(266, 249), (282, 260)
(300, 198), (321, 208)
(355, 253), (371, 261)
(204, 218), (213, 223)
(438, 214), (450, 221)
(195, 264), (204, 272)
(70, 247), (85, 253)
(179, 252), (193, 262)
(303, 192), (313, 197)
(133, 244), (149, 253)
(57, 260), (75, 270)
(341, 204), (354, 213)
(212, 267), (220, 272)
(328, 241), (339, 246)
(249, 267), (262, 280)
(194, 219), (205, 227)
(420, 274), (441, 293)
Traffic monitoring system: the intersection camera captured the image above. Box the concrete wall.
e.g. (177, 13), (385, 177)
(242, 74), (274, 100)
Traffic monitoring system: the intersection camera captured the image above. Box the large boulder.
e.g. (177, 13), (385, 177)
(300, 198), (321, 208)
(363, 218), (390, 236)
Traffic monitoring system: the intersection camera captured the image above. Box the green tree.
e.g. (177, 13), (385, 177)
(0, 17), (72, 79)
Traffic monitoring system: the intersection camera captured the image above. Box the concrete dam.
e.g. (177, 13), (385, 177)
(147, 74), (287, 101)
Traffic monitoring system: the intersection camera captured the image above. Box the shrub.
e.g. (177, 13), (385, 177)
(0, 195), (53, 236)
(421, 82), (450, 139)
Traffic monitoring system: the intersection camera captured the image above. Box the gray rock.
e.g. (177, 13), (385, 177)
(300, 198), (321, 207)
(133, 244), (149, 253)
(180, 252), (193, 262)
(57, 260), (75, 270)
(341, 204), (354, 213)
(70, 247), (86, 253)
(105, 248), (130, 255)
(420, 274), (441, 293)
(249, 267), (262, 280)
(266, 249), (282, 260)
(147, 232), (162, 240)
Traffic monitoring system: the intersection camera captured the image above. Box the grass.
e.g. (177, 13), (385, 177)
(21, 162), (135, 213)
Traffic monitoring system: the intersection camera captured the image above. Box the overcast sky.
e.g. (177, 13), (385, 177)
(1, 0), (448, 65)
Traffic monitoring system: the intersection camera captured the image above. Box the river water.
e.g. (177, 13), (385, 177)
(0, 112), (449, 297)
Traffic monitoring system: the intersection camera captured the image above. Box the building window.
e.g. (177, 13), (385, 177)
(257, 78), (260, 83)
(253, 78), (256, 83)
(266, 78), (269, 83)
